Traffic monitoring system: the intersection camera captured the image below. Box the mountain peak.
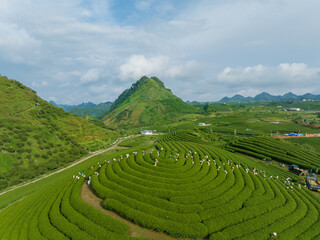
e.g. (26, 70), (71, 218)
(255, 92), (272, 97)
(136, 76), (165, 87)
(103, 76), (195, 128)
(283, 92), (296, 97)
(110, 76), (171, 112)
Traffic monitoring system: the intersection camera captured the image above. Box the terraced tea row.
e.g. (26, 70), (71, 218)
(228, 137), (320, 170)
(91, 138), (320, 239)
(0, 167), (143, 240)
(1, 133), (320, 239)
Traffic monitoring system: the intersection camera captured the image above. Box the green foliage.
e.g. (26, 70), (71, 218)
(87, 133), (320, 239)
(0, 75), (119, 190)
(70, 178), (130, 235)
(203, 103), (209, 114)
(2, 132), (320, 239)
(69, 102), (112, 119)
(104, 76), (197, 128)
(0, 147), (153, 240)
(228, 137), (320, 170)
(1, 77), (320, 240)
(109, 76), (153, 112)
(286, 137), (320, 153)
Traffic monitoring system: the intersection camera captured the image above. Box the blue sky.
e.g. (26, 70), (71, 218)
(0, 0), (319, 104)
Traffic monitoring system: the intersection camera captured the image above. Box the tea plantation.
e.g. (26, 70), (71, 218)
(228, 137), (320, 170)
(1, 132), (320, 239)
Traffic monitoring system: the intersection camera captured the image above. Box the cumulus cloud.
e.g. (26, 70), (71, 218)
(1, 0), (320, 104)
(0, 23), (41, 64)
(53, 71), (82, 82)
(165, 61), (197, 79)
(217, 63), (320, 86)
(118, 55), (169, 81)
(118, 55), (198, 82)
(215, 63), (320, 97)
(80, 69), (100, 84)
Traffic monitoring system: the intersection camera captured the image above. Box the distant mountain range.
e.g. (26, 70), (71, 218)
(50, 101), (112, 119)
(219, 92), (320, 103)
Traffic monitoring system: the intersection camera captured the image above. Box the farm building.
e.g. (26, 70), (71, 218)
(283, 108), (300, 112)
(199, 123), (211, 126)
(141, 130), (153, 135)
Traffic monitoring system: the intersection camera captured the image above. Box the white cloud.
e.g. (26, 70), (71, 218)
(165, 61), (197, 79)
(0, 23), (41, 64)
(215, 63), (320, 97)
(80, 69), (100, 84)
(118, 55), (198, 83)
(217, 63), (320, 86)
(135, 0), (154, 11)
(1, 0), (320, 104)
(118, 55), (169, 81)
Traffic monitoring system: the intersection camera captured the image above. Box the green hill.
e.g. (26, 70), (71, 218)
(103, 76), (197, 128)
(0, 75), (118, 190)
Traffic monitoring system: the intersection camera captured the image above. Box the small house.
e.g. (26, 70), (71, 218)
(141, 130), (153, 135)
(199, 123), (211, 126)
(283, 108), (301, 112)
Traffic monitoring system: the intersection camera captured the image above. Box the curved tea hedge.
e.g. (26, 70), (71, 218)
(228, 137), (320, 170)
(1, 132), (320, 239)
(90, 134), (320, 239)
(0, 165), (143, 240)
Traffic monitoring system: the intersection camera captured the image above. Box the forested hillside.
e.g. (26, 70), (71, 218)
(0, 76), (118, 190)
(104, 76), (198, 128)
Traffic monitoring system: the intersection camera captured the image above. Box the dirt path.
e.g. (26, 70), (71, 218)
(0, 135), (137, 196)
(81, 184), (206, 240)
(21, 105), (35, 114)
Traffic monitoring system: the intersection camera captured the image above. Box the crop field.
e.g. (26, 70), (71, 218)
(228, 136), (320, 171)
(195, 112), (320, 136)
(143, 111), (320, 138)
(0, 146), (151, 240)
(1, 131), (320, 239)
(286, 137), (320, 153)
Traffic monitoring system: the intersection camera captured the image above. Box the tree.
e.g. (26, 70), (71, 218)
(203, 103), (209, 114)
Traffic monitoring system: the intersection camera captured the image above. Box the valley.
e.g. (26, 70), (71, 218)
(0, 75), (320, 239)
(1, 1), (319, 238)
